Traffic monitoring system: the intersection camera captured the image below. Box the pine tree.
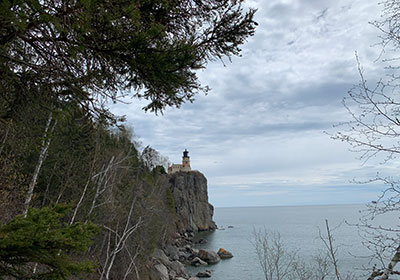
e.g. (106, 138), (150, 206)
(0, 205), (99, 279)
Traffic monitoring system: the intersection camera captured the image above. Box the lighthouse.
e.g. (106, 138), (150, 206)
(182, 149), (191, 171)
(168, 149), (192, 174)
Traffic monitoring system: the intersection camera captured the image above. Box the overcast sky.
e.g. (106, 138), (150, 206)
(111, 0), (399, 207)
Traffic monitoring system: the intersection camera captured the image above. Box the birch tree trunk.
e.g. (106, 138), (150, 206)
(86, 156), (115, 222)
(23, 111), (57, 217)
(378, 245), (400, 280)
(70, 178), (90, 225)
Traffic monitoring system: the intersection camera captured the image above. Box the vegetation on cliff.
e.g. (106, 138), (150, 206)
(0, 111), (178, 278)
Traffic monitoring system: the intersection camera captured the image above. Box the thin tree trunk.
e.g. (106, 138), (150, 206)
(104, 197), (141, 280)
(86, 156), (115, 222)
(123, 247), (140, 280)
(70, 176), (91, 225)
(379, 245), (400, 280)
(99, 232), (112, 280)
(23, 112), (57, 217)
(324, 219), (341, 280)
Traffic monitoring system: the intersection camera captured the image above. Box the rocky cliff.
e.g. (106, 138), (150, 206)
(147, 171), (217, 280)
(168, 171), (217, 232)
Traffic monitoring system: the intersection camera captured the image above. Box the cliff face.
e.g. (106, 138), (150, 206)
(168, 171), (217, 232)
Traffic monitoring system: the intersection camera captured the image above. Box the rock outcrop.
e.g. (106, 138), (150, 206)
(191, 257), (208, 266)
(168, 171), (217, 232)
(150, 264), (169, 280)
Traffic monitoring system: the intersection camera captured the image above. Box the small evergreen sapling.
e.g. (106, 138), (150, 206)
(0, 205), (99, 279)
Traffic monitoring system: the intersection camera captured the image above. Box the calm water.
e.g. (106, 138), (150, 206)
(187, 204), (400, 280)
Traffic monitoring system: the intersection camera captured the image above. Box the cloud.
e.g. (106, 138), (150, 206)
(111, 0), (389, 207)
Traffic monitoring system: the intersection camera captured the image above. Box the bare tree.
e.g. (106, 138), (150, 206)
(331, 1), (400, 278)
(332, 55), (400, 164)
(252, 229), (299, 280)
(140, 145), (169, 171)
(311, 254), (331, 280)
(334, 61), (400, 277)
(86, 156), (116, 222)
(252, 223), (358, 280)
(100, 197), (143, 280)
(252, 228), (336, 280)
(84, 153), (134, 222)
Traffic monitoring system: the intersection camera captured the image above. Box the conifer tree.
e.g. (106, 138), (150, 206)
(0, 205), (98, 279)
(0, 0), (257, 116)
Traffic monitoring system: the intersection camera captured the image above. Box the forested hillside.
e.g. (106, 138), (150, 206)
(0, 102), (178, 278)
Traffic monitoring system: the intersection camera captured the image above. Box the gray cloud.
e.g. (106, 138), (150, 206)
(111, 0), (391, 207)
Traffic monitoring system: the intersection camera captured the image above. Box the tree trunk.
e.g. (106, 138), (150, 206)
(379, 245), (400, 280)
(86, 156), (115, 222)
(23, 112), (57, 217)
(104, 197), (141, 280)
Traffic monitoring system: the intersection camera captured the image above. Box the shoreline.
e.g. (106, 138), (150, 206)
(150, 229), (219, 279)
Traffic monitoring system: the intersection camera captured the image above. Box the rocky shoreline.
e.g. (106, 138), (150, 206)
(149, 230), (233, 279)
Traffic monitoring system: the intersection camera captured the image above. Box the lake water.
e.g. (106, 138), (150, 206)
(187, 204), (400, 280)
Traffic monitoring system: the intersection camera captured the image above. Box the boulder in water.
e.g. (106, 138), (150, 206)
(196, 270), (212, 278)
(197, 238), (207, 244)
(217, 248), (233, 259)
(198, 249), (220, 264)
